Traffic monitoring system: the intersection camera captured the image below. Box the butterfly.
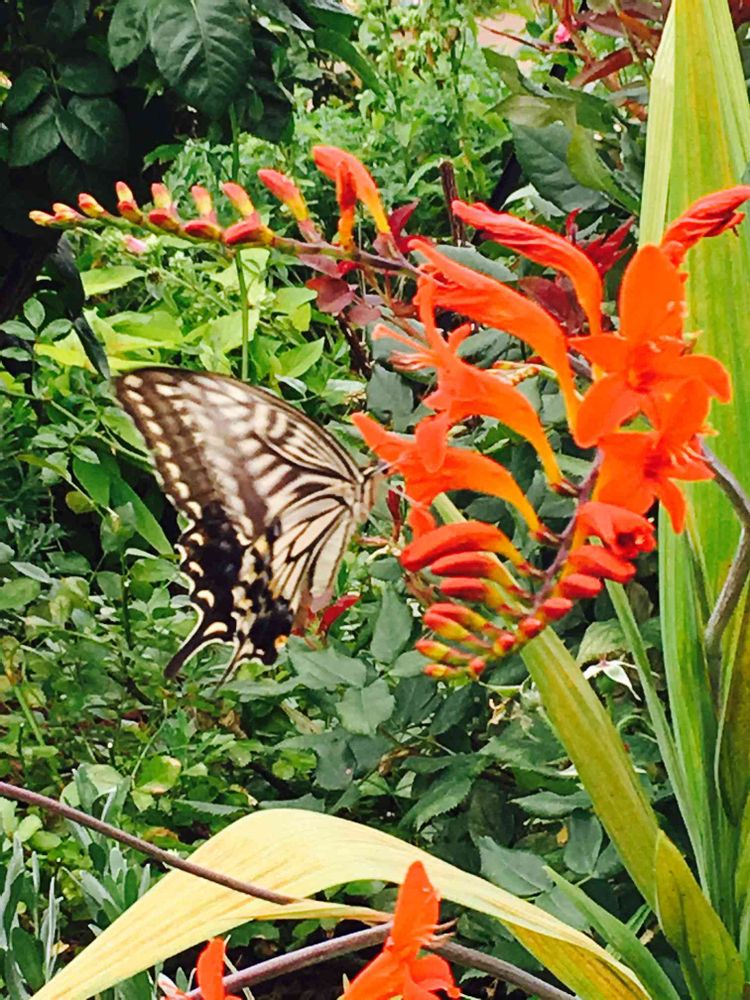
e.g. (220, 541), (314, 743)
(115, 367), (380, 678)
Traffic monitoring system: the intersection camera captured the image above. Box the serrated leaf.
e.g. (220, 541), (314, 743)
(148, 0), (253, 119)
(287, 638), (366, 689)
(478, 837), (554, 897)
(3, 68), (49, 118)
(108, 0), (149, 70)
(576, 620), (628, 666)
(370, 586), (413, 663)
(403, 761), (478, 829)
(513, 790), (592, 819)
(57, 96), (128, 168)
(9, 96), (61, 167)
(337, 679), (394, 735)
(567, 125), (639, 213)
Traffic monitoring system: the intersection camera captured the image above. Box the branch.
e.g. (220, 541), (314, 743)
(703, 446), (750, 659)
(0, 781), (295, 907)
(186, 926), (575, 1000)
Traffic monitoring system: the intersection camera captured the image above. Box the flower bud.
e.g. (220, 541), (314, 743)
(52, 202), (83, 223)
(116, 181), (143, 223)
(424, 663), (459, 679)
(518, 615), (545, 639)
(467, 656), (487, 679)
(491, 631), (517, 655)
(537, 597), (573, 621)
(257, 168), (309, 221)
(223, 215), (272, 246)
(415, 638), (471, 665)
(222, 181), (257, 218)
(78, 192), (108, 218)
(559, 573), (603, 599)
(29, 210), (55, 226)
(401, 521), (523, 572)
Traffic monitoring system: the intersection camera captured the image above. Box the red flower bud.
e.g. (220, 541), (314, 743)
(190, 185), (214, 218)
(424, 663), (459, 679)
(222, 181), (257, 218)
(401, 521), (523, 572)
(223, 215), (271, 245)
(467, 656), (487, 678)
(429, 551), (510, 584)
(415, 639), (472, 665)
(438, 577), (523, 612)
(52, 202), (84, 223)
(518, 615), (545, 638)
(183, 219), (223, 241)
(116, 181), (143, 223)
(568, 545), (635, 583)
(426, 602), (492, 634)
(319, 593), (360, 633)
(559, 574), (603, 599)
(257, 168), (309, 221)
(537, 597), (573, 621)
(29, 210), (55, 226)
(492, 631), (517, 655)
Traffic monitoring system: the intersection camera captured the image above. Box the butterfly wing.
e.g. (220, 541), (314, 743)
(115, 367), (373, 676)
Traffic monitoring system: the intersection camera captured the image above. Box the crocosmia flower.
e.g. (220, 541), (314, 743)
(344, 861), (458, 1000)
(159, 938), (239, 1000)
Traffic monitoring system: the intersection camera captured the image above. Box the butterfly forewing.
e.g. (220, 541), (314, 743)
(115, 367), (375, 676)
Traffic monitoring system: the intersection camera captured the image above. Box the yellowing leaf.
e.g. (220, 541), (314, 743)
(32, 809), (649, 1000)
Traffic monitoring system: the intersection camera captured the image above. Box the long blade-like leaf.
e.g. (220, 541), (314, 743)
(31, 809), (649, 1000)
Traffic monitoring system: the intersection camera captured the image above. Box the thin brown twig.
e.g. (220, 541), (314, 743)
(0, 781), (296, 907)
(439, 160), (466, 245)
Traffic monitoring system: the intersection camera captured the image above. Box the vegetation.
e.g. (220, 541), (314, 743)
(2, 2), (750, 999)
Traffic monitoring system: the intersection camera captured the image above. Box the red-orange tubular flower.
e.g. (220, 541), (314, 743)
(400, 520), (524, 571)
(344, 861), (458, 1000)
(410, 238), (579, 424)
(352, 412), (542, 537)
(257, 168), (309, 221)
(571, 244), (731, 447)
(660, 185), (750, 266)
(159, 938), (239, 1000)
(312, 145), (391, 234)
(595, 381), (714, 532)
(453, 200), (603, 336)
(374, 289), (564, 486)
(575, 501), (655, 558)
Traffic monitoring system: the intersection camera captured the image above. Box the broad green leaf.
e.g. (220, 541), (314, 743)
(148, 0), (253, 119)
(478, 838), (554, 897)
(277, 340), (324, 379)
(366, 365), (414, 431)
(403, 760), (481, 830)
(513, 790), (591, 820)
(72, 456), (111, 506)
(337, 679), (394, 736)
(0, 578), (41, 611)
(31, 809), (650, 1000)
(10, 562), (53, 584)
(563, 812), (603, 876)
(81, 267), (142, 297)
(8, 96), (60, 167)
(314, 27), (383, 95)
(3, 68), (49, 118)
(510, 122), (606, 212)
(11, 927), (45, 992)
(287, 638), (366, 689)
(567, 125), (639, 213)
(136, 756), (181, 795)
(58, 55), (116, 95)
(57, 96), (128, 169)
(654, 832), (744, 1000)
(45, 0), (87, 43)
(370, 586), (413, 663)
(108, 0), (149, 70)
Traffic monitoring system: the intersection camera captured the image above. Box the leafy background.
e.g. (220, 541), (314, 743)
(0, 0), (735, 996)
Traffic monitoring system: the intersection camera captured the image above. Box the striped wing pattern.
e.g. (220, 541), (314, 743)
(115, 367), (376, 677)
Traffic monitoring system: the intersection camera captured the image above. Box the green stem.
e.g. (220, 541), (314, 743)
(13, 683), (46, 748)
(229, 102), (251, 381)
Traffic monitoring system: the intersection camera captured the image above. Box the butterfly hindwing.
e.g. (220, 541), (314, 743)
(115, 367), (375, 676)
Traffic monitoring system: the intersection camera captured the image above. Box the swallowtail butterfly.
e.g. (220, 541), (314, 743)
(116, 367), (379, 678)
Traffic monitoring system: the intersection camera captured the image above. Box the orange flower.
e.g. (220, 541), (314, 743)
(344, 861), (458, 1000)
(575, 501), (655, 558)
(453, 200), (603, 336)
(571, 244), (730, 446)
(159, 939), (239, 1000)
(312, 145), (390, 234)
(660, 185), (750, 266)
(400, 520), (523, 571)
(352, 412), (542, 536)
(334, 161), (358, 249)
(375, 289), (564, 486)
(409, 238), (579, 424)
(595, 381), (714, 531)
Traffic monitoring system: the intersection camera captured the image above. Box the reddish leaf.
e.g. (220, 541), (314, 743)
(307, 276), (356, 315)
(572, 48), (633, 86)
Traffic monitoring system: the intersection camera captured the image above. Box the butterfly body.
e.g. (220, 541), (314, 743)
(116, 367), (378, 677)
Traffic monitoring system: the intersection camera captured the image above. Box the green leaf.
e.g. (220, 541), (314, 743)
(23, 298), (45, 330)
(3, 67), (49, 118)
(567, 125), (639, 213)
(314, 28), (383, 94)
(287, 638), (366, 689)
(514, 790), (592, 820)
(59, 55), (116, 95)
(370, 586), (413, 663)
(549, 871), (683, 1000)
(74, 316), (110, 379)
(576, 620), (628, 666)
(403, 762), (479, 830)
(46, 0), (88, 43)
(563, 812), (603, 875)
(81, 266), (142, 297)
(337, 679), (395, 735)
(148, 0), (254, 119)
(277, 339), (324, 379)
(366, 365), (414, 432)
(10, 562), (53, 584)
(136, 755), (181, 795)
(511, 122), (606, 212)
(655, 832), (744, 1000)
(11, 926), (45, 991)
(108, 0), (149, 70)
(0, 578), (42, 611)
(57, 96), (128, 168)
(73, 456), (111, 506)
(478, 837), (554, 897)
(9, 96), (61, 167)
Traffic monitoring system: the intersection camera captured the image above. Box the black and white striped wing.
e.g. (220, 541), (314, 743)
(115, 367), (375, 677)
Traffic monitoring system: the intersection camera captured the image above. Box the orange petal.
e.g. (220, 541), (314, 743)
(401, 521), (524, 571)
(312, 145), (390, 233)
(195, 939), (230, 1000)
(344, 950), (405, 1000)
(568, 544), (635, 582)
(453, 200), (603, 336)
(410, 240), (579, 424)
(574, 375), (642, 447)
(257, 168), (308, 220)
(660, 185), (750, 265)
(392, 861), (441, 952)
(619, 244), (684, 345)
